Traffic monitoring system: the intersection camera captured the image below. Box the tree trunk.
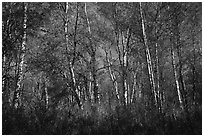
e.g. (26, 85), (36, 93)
(104, 48), (120, 104)
(191, 30), (196, 105)
(119, 27), (131, 106)
(155, 43), (162, 112)
(139, 2), (157, 107)
(41, 80), (49, 109)
(171, 4), (186, 110)
(170, 45), (184, 110)
(176, 35), (187, 108)
(130, 71), (137, 103)
(64, 2), (81, 108)
(92, 53), (99, 103)
(13, 2), (27, 108)
(85, 2), (99, 103)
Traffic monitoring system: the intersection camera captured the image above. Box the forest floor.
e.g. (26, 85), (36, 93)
(2, 105), (202, 135)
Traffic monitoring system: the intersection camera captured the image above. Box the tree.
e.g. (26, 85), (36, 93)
(64, 2), (82, 108)
(2, 2), (202, 135)
(139, 2), (157, 108)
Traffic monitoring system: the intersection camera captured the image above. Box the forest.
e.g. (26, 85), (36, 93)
(2, 2), (202, 135)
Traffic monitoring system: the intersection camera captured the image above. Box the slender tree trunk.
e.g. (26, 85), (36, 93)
(92, 53), (99, 103)
(120, 27), (131, 106)
(2, 53), (12, 105)
(85, 3), (99, 103)
(130, 71), (137, 103)
(191, 30), (196, 105)
(13, 2), (27, 108)
(2, 20), (11, 95)
(159, 69), (165, 108)
(174, 22), (194, 131)
(64, 2), (81, 108)
(155, 43), (162, 112)
(176, 38), (187, 108)
(115, 30), (124, 105)
(170, 45), (184, 110)
(139, 2), (157, 107)
(41, 80), (49, 109)
(178, 57), (187, 108)
(44, 87), (49, 109)
(104, 48), (120, 104)
(171, 6), (186, 110)
(85, 2), (93, 103)
(121, 31), (127, 106)
(125, 28), (131, 105)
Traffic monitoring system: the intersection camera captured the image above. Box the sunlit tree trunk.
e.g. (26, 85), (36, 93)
(139, 2), (157, 107)
(13, 2), (27, 108)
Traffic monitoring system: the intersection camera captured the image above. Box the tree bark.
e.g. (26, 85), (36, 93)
(121, 31), (127, 106)
(170, 44), (184, 110)
(191, 29), (196, 105)
(118, 27), (131, 106)
(139, 2), (157, 107)
(171, 4), (186, 110)
(155, 43), (162, 112)
(85, 2), (99, 103)
(64, 2), (81, 108)
(130, 71), (137, 103)
(13, 2), (27, 108)
(104, 48), (120, 104)
(41, 80), (49, 109)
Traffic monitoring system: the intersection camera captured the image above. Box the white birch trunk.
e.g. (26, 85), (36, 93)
(155, 43), (161, 111)
(14, 3), (27, 108)
(130, 72), (137, 103)
(85, 3), (93, 102)
(139, 2), (157, 106)
(64, 2), (81, 108)
(105, 49), (120, 103)
(121, 28), (131, 105)
(45, 87), (49, 109)
(84, 3), (99, 103)
(171, 46), (184, 109)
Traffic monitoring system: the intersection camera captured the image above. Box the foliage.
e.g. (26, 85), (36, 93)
(2, 2), (202, 135)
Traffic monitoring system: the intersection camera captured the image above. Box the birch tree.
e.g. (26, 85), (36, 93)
(139, 2), (157, 107)
(84, 2), (99, 103)
(104, 47), (120, 104)
(13, 2), (28, 108)
(64, 2), (81, 108)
